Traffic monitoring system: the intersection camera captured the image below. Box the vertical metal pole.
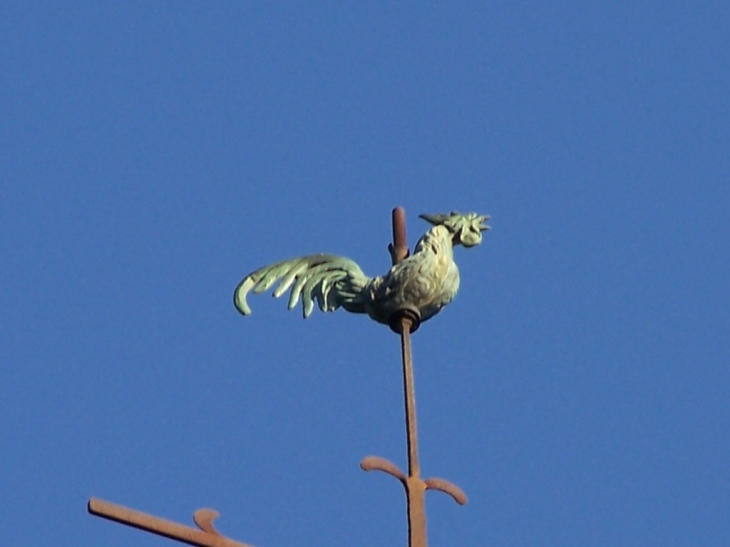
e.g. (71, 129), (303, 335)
(391, 207), (409, 264)
(401, 317), (427, 547)
(391, 207), (428, 547)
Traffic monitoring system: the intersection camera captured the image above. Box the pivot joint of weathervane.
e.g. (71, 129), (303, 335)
(388, 305), (421, 334)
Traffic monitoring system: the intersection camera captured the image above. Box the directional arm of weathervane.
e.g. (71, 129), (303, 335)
(360, 455), (407, 482)
(360, 457), (467, 506)
(424, 477), (468, 505)
(88, 497), (255, 547)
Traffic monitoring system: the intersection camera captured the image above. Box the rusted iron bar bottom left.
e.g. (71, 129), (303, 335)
(87, 497), (253, 547)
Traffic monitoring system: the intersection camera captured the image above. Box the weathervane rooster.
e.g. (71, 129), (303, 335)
(234, 211), (489, 328)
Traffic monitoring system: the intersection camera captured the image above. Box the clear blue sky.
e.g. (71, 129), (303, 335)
(2, 3), (729, 546)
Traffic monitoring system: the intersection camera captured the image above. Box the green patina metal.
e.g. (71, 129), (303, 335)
(233, 211), (489, 328)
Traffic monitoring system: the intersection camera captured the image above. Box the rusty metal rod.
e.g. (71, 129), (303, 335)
(400, 316), (427, 547)
(87, 497), (253, 547)
(391, 208), (428, 547)
(391, 207), (409, 264)
(401, 316), (419, 479)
